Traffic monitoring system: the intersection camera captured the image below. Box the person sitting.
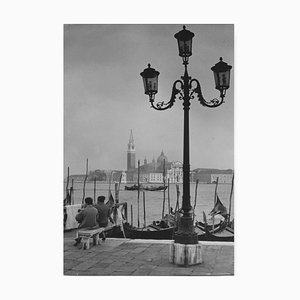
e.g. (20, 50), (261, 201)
(73, 197), (98, 246)
(95, 196), (113, 241)
(95, 196), (112, 227)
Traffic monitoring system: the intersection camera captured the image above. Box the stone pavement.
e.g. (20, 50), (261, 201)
(64, 232), (234, 276)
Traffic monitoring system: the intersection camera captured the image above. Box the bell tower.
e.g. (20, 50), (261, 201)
(127, 129), (136, 171)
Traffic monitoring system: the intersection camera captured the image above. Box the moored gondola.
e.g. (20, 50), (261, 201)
(125, 184), (142, 191)
(195, 220), (227, 233)
(144, 185), (168, 191)
(125, 184), (167, 191)
(204, 227), (234, 242)
(122, 222), (175, 240)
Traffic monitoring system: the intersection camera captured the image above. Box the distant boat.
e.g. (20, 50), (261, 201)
(125, 184), (167, 191)
(124, 184), (142, 191)
(144, 185), (167, 191)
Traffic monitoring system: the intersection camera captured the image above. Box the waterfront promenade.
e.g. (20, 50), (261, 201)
(64, 231), (234, 276)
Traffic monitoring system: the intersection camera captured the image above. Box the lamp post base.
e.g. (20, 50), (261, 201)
(169, 241), (202, 266)
(174, 215), (199, 244)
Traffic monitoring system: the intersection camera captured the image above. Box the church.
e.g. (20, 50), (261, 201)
(126, 130), (183, 184)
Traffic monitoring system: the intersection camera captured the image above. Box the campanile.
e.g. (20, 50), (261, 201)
(127, 129), (136, 171)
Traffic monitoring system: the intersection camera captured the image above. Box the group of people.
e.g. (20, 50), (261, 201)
(73, 195), (113, 246)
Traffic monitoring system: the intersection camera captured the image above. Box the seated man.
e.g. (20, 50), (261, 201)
(95, 196), (111, 227)
(95, 196), (113, 241)
(74, 197), (98, 246)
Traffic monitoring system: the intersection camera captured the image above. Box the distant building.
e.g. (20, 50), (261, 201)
(126, 129), (136, 182)
(121, 170), (127, 183)
(125, 131), (184, 183)
(167, 161), (183, 183)
(124, 131), (232, 184)
(134, 150), (169, 183)
(211, 174), (233, 184)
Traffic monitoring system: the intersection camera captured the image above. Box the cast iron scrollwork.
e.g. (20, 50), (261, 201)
(189, 78), (225, 108)
(149, 80), (184, 111)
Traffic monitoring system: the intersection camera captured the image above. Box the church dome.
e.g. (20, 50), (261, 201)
(157, 150), (168, 164)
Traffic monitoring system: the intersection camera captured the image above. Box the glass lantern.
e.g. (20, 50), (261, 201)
(140, 64), (160, 95)
(211, 57), (232, 91)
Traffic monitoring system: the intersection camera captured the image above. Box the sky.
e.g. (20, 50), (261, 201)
(64, 24), (234, 176)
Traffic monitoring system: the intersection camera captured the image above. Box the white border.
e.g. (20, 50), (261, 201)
(2, 1), (300, 299)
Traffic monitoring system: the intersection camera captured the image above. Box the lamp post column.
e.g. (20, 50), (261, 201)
(174, 64), (198, 245)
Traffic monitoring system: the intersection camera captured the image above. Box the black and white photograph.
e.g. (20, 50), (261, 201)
(3, 0), (300, 298)
(64, 24), (234, 276)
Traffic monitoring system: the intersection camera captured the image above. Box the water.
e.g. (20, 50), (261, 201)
(64, 182), (234, 226)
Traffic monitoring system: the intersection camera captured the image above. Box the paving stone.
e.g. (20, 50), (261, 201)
(132, 269), (152, 276)
(72, 260), (99, 271)
(98, 258), (115, 264)
(64, 270), (81, 276)
(138, 264), (157, 270)
(112, 269), (135, 275)
(130, 247), (147, 254)
(93, 253), (113, 259)
(77, 253), (102, 262)
(170, 267), (194, 276)
(92, 262), (111, 269)
(84, 268), (113, 275)
(211, 272), (233, 276)
(110, 261), (127, 267)
(115, 256), (134, 262)
(154, 266), (176, 273)
(116, 250), (130, 256)
(64, 235), (234, 276)
(192, 267), (213, 275)
(64, 260), (81, 270)
(64, 252), (85, 259)
(212, 264), (234, 275)
(156, 261), (174, 268)
(122, 262), (144, 270)
(148, 270), (170, 276)
(105, 265), (123, 272)
(117, 265), (139, 272)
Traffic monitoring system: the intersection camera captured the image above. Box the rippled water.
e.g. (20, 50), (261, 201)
(64, 182), (234, 226)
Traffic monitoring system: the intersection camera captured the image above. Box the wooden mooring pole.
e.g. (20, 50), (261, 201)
(137, 160), (140, 228)
(82, 159), (88, 205)
(212, 177), (219, 231)
(228, 173), (234, 222)
(143, 191), (146, 228)
(93, 177), (96, 204)
(167, 178), (170, 215)
(71, 179), (74, 205)
(65, 167), (70, 201)
(162, 159), (166, 218)
(193, 179), (199, 223)
(175, 184), (180, 212)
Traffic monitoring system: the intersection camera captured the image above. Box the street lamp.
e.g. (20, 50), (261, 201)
(140, 26), (232, 250)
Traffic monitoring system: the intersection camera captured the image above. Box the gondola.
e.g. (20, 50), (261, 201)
(124, 184), (142, 191)
(122, 222), (175, 240)
(195, 220), (227, 233)
(204, 226), (234, 242)
(125, 184), (168, 191)
(194, 221), (233, 241)
(143, 185), (168, 191)
(200, 211), (234, 242)
(225, 226), (234, 234)
(194, 225), (207, 241)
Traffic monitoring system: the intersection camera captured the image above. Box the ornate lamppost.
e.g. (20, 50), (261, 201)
(140, 26), (232, 265)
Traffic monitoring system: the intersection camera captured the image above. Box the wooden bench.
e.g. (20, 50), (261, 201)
(77, 227), (105, 250)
